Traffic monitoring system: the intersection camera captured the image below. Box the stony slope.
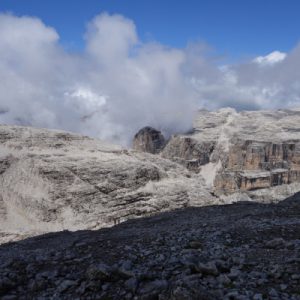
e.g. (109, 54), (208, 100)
(0, 193), (299, 299)
(0, 125), (216, 244)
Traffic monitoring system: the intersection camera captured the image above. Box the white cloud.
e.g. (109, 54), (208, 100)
(85, 13), (138, 62)
(64, 88), (107, 112)
(0, 13), (299, 146)
(253, 50), (287, 65)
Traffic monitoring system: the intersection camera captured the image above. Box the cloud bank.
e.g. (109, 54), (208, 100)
(0, 13), (299, 145)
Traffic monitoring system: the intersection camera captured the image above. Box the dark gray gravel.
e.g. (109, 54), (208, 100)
(0, 193), (300, 300)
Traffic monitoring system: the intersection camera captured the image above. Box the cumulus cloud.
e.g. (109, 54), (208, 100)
(253, 50), (287, 65)
(0, 12), (299, 145)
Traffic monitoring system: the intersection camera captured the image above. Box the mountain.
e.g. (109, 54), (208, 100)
(135, 108), (300, 202)
(1, 108), (300, 244)
(1, 108), (300, 299)
(0, 125), (215, 244)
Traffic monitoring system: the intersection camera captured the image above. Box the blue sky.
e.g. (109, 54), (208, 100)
(1, 0), (299, 58)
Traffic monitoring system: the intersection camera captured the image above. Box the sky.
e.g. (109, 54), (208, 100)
(0, 1), (300, 145)
(1, 0), (300, 58)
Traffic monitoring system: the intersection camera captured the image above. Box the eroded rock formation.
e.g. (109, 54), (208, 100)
(132, 126), (166, 154)
(2, 108), (300, 244)
(0, 125), (216, 243)
(161, 136), (215, 172)
(135, 108), (300, 200)
(214, 141), (300, 194)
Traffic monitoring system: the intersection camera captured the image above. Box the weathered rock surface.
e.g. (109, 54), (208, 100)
(0, 192), (299, 299)
(2, 108), (300, 244)
(132, 126), (166, 154)
(0, 125), (217, 243)
(195, 109), (300, 198)
(135, 108), (300, 201)
(161, 136), (214, 171)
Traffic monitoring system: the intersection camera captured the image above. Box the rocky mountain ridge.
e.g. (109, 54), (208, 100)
(1, 108), (300, 244)
(0, 125), (215, 244)
(134, 108), (300, 201)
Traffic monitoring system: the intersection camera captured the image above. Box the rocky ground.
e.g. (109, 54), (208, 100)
(0, 193), (299, 300)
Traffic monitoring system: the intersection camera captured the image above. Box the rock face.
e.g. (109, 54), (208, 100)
(132, 126), (166, 154)
(2, 108), (300, 243)
(1, 193), (300, 299)
(135, 108), (300, 200)
(0, 125), (217, 244)
(161, 136), (214, 172)
(194, 109), (300, 197)
(214, 141), (300, 194)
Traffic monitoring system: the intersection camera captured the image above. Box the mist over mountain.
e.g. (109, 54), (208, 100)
(0, 13), (300, 145)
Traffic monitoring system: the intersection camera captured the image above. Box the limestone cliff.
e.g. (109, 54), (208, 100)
(135, 108), (300, 200)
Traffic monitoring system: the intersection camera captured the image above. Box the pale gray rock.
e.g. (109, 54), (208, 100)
(161, 135), (214, 171)
(194, 109), (300, 200)
(133, 108), (300, 202)
(0, 125), (216, 244)
(2, 107), (300, 244)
